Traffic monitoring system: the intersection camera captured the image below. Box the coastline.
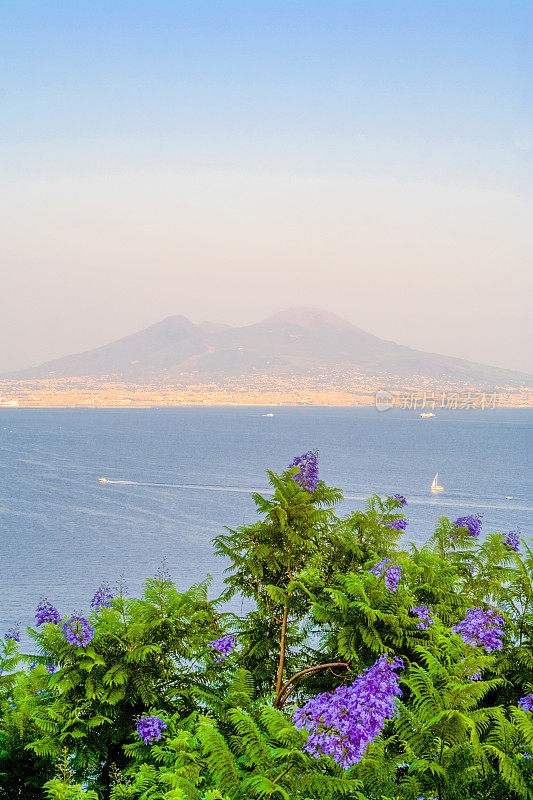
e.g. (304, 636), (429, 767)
(1, 378), (532, 409)
(2, 399), (532, 409)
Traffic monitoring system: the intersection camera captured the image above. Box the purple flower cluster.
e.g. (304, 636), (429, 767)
(518, 693), (533, 712)
(385, 518), (408, 531)
(467, 671), (482, 681)
(61, 616), (95, 647)
(454, 515), (482, 538)
(208, 634), (236, 662)
(523, 752), (531, 758)
(289, 450), (319, 492)
(410, 605), (435, 630)
(29, 660), (58, 673)
(5, 626), (20, 643)
(91, 583), (114, 612)
(369, 558), (402, 593)
(452, 607), (505, 653)
(136, 715), (167, 744)
(35, 599), (61, 626)
(504, 531), (520, 553)
(293, 655), (403, 769)
(385, 565), (402, 592)
(393, 494), (407, 506)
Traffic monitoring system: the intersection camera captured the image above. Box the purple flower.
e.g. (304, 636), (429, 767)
(208, 634), (236, 663)
(90, 583), (113, 612)
(29, 660), (57, 673)
(136, 715), (167, 745)
(452, 607), (504, 653)
(5, 626), (20, 643)
(369, 557), (392, 577)
(385, 518), (408, 531)
(289, 451), (319, 492)
(454, 515), (482, 538)
(504, 531), (520, 553)
(293, 655), (403, 769)
(61, 616), (95, 647)
(35, 598), (61, 626)
(393, 494), (407, 506)
(518, 693), (533, 712)
(384, 565), (402, 592)
(410, 605), (435, 630)
(369, 558), (402, 592)
(523, 752), (531, 758)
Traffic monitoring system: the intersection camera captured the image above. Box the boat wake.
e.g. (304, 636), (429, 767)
(98, 480), (531, 512)
(99, 479), (263, 494)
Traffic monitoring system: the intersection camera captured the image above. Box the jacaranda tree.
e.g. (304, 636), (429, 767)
(0, 453), (531, 800)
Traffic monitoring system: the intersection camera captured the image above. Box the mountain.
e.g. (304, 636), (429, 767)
(5, 308), (532, 388)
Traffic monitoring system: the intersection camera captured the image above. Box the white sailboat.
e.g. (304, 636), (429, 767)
(431, 473), (443, 491)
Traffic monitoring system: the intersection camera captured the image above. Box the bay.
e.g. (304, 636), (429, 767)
(0, 407), (531, 639)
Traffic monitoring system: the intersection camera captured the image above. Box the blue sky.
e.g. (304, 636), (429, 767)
(1, 1), (532, 372)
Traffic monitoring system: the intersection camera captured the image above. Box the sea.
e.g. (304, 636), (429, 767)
(0, 406), (531, 644)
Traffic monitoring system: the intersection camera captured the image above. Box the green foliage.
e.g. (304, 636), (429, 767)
(4, 574), (220, 797)
(114, 679), (363, 800)
(0, 463), (531, 800)
(0, 640), (55, 796)
(42, 749), (99, 799)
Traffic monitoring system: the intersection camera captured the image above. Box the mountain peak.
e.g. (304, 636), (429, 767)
(150, 314), (195, 331)
(3, 307), (531, 388)
(260, 307), (359, 332)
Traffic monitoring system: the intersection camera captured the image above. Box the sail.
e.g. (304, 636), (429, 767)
(431, 472), (443, 490)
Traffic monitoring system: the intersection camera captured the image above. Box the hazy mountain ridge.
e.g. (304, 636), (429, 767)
(5, 308), (532, 388)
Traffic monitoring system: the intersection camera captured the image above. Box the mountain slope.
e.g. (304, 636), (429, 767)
(5, 308), (532, 387)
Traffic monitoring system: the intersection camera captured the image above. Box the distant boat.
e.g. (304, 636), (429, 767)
(431, 473), (443, 491)
(262, 413), (274, 417)
(420, 412), (435, 418)
(505, 496), (514, 500)
(99, 478), (109, 483)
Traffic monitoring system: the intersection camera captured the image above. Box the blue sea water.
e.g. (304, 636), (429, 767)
(0, 407), (531, 640)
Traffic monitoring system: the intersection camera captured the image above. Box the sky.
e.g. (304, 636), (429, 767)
(1, 0), (532, 374)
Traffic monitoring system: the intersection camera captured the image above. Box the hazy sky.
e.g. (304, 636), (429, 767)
(1, 0), (532, 374)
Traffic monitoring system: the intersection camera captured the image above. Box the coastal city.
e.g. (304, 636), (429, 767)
(0, 375), (531, 409)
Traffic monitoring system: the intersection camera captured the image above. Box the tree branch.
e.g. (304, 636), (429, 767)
(274, 661), (349, 708)
(274, 604), (289, 698)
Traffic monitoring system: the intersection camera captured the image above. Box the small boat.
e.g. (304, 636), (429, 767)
(99, 478), (109, 483)
(505, 496), (514, 500)
(420, 412), (435, 418)
(262, 413), (274, 417)
(431, 473), (443, 492)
